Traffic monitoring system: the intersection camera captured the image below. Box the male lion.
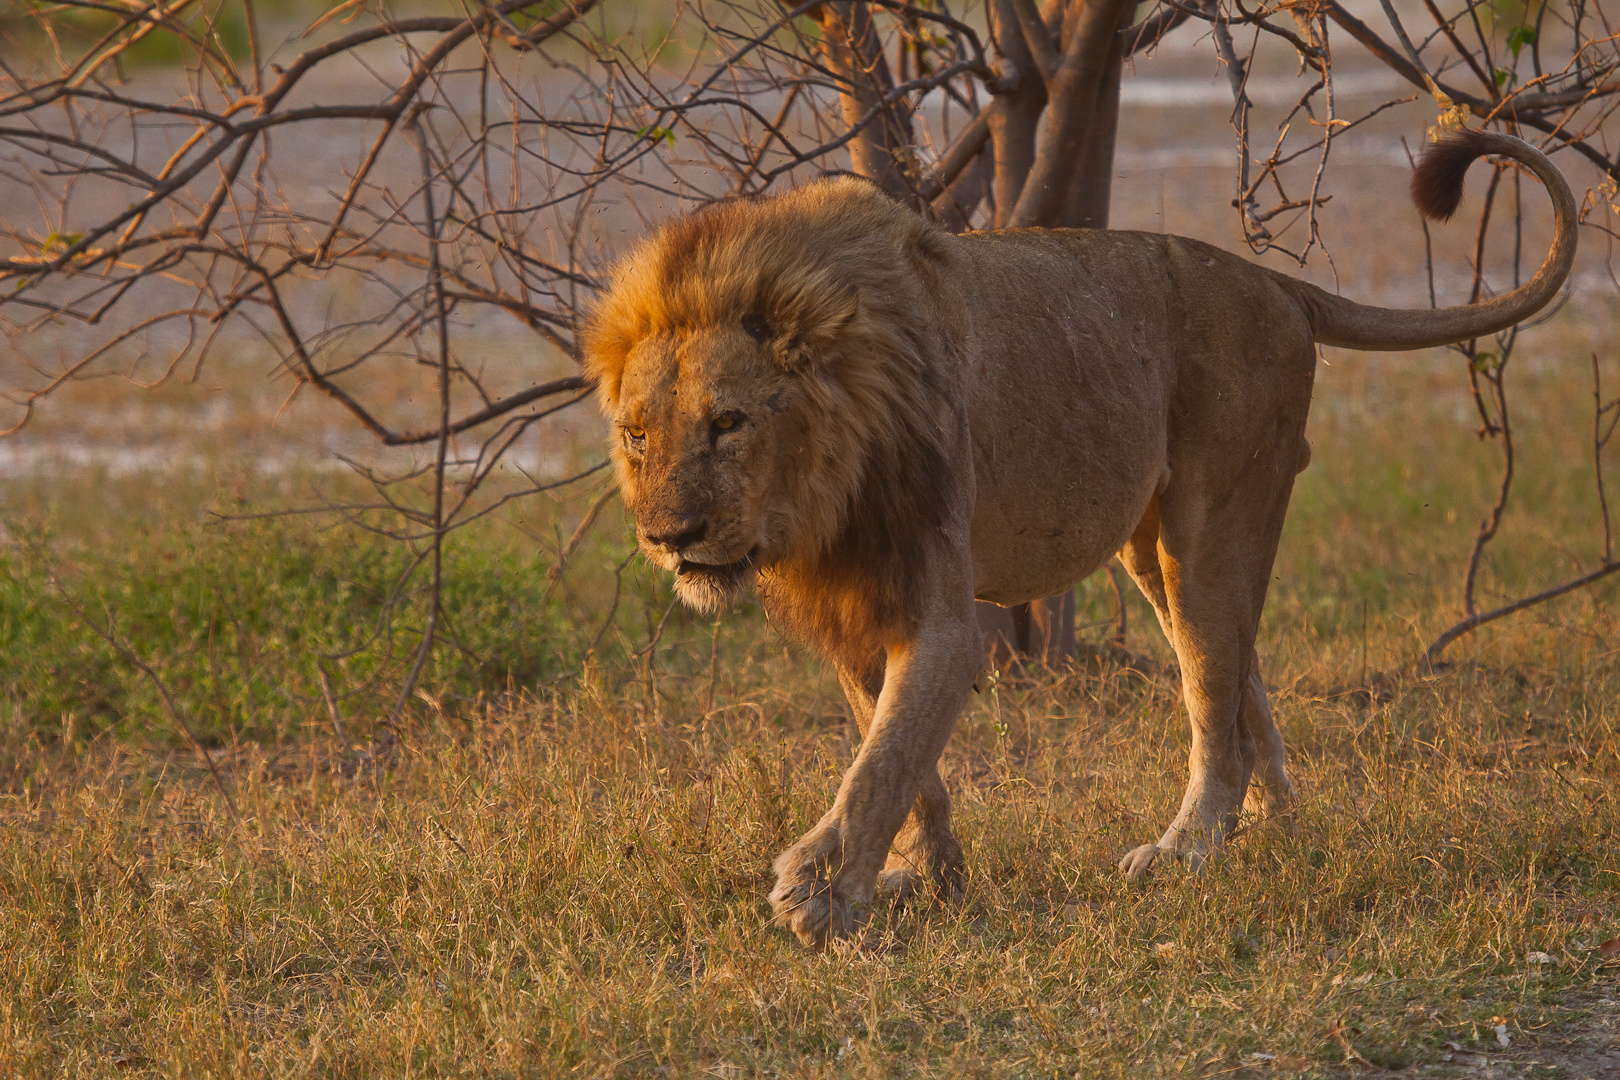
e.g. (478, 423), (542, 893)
(582, 130), (1575, 948)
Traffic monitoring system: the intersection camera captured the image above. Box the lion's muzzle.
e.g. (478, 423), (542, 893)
(669, 548), (758, 613)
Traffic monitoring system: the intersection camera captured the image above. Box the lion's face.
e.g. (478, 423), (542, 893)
(609, 318), (807, 612)
(584, 178), (957, 617)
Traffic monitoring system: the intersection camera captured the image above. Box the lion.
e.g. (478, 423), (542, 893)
(581, 129), (1576, 948)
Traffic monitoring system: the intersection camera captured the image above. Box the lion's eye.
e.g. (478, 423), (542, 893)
(741, 314), (771, 342)
(622, 425), (646, 450)
(712, 412), (743, 433)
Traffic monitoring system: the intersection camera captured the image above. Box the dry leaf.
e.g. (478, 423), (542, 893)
(1597, 937), (1620, 958)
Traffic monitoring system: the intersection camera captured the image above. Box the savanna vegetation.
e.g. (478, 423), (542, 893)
(4, 0), (1620, 1073)
(3, 322), (1619, 1076)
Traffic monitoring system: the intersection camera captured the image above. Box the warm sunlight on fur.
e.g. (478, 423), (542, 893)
(583, 130), (1577, 948)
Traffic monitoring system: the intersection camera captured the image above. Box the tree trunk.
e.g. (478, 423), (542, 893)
(806, 0), (920, 202)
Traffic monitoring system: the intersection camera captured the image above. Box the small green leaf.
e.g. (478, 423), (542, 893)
(39, 231), (82, 255)
(1507, 25), (1537, 59)
(636, 125), (676, 148)
(1494, 68), (1513, 87)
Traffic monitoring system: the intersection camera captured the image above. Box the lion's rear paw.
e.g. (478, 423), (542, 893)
(877, 848), (963, 907)
(769, 877), (858, 948)
(1244, 777), (1298, 819)
(875, 864), (962, 908)
(875, 867), (925, 903)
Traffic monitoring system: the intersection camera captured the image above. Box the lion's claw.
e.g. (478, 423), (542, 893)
(1120, 840), (1215, 880)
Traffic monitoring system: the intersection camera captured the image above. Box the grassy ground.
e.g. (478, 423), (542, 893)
(2, 336), (1619, 1076)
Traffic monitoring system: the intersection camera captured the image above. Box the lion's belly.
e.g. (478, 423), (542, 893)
(955, 229), (1175, 605)
(968, 457), (1163, 606)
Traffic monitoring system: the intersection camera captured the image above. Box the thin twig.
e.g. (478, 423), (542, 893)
(46, 572), (243, 828)
(634, 597), (682, 659)
(316, 663), (353, 752)
(706, 614), (724, 715)
(1595, 353), (1615, 563)
(1422, 562), (1620, 666)
(542, 485), (617, 605)
(391, 107), (454, 726)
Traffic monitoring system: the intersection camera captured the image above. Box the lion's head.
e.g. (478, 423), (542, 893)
(583, 178), (965, 619)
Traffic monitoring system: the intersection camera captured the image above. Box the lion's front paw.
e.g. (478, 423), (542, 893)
(770, 829), (866, 948)
(1119, 843), (1167, 881)
(1120, 840), (1214, 880)
(769, 875), (858, 948)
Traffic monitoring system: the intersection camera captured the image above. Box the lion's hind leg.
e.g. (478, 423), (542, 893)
(879, 772), (964, 903)
(1240, 651), (1295, 819)
(1115, 439), (1302, 880)
(1120, 506), (1293, 823)
(836, 665), (964, 903)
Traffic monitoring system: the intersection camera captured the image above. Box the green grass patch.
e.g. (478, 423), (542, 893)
(0, 476), (684, 747)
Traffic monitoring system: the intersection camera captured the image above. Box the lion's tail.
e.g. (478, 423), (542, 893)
(1286, 130), (1577, 351)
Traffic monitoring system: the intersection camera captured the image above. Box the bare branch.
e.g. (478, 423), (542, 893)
(1423, 563), (1620, 666)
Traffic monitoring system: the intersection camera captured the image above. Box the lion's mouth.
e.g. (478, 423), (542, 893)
(676, 549), (758, 584)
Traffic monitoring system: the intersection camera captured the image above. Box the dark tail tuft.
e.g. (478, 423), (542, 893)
(1411, 129), (1496, 223)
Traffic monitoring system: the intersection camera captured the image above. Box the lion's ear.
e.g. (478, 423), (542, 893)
(580, 326), (629, 403)
(773, 291), (860, 374)
(778, 336), (813, 374)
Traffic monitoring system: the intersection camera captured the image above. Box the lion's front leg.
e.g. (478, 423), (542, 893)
(771, 622), (979, 947)
(834, 666), (965, 905)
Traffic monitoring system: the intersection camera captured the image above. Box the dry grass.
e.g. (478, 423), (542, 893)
(3, 644), (1618, 1077)
(3, 337), (1620, 1076)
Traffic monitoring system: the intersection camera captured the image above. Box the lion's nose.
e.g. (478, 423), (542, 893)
(643, 515), (708, 552)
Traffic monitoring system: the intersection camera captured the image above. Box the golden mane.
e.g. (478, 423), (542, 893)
(583, 178), (969, 676)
